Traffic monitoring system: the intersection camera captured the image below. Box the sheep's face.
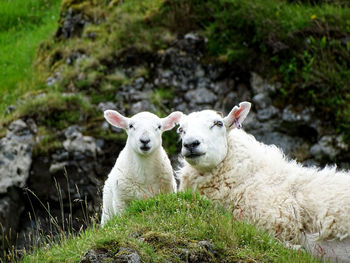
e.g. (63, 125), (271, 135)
(178, 110), (228, 171)
(104, 110), (182, 156)
(178, 102), (251, 172)
(126, 112), (166, 155)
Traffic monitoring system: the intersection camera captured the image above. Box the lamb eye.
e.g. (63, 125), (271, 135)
(177, 127), (184, 134)
(129, 124), (134, 129)
(157, 125), (162, 130)
(214, 120), (223, 127)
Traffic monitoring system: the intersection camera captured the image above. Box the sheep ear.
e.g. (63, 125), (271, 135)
(223, 102), (251, 129)
(104, 110), (129, 129)
(162, 111), (183, 131)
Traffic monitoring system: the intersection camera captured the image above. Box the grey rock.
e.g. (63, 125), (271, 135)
(213, 79), (234, 95)
(79, 248), (110, 263)
(101, 121), (110, 131)
(184, 32), (202, 42)
(7, 119), (31, 138)
(0, 120), (34, 194)
(250, 72), (276, 95)
(66, 51), (86, 65)
(64, 125), (83, 140)
(98, 102), (117, 112)
(198, 240), (216, 254)
(46, 71), (62, 86)
(280, 105), (318, 139)
(236, 83), (252, 101)
(63, 126), (99, 157)
(195, 65), (205, 78)
(184, 88), (217, 105)
(252, 93), (272, 110)
(129, 100), (156, 116)
(221, 91), (239, 115)
(133, 77), (145, 90)
(254, 131), (308, 160)
(282, 105), (311, 123)
(103, 121), (124, 133)
(46, 76), (57, 86)
(310, 136), (342, 161)
(5, 105), (16, 115)
(256, 106), (279, 121)
(131, 91), (151, 101)
(115, 247), (141, 263)
(26, 118), (38, 134)
(59, 8), (87, 39)
(52, 151), (69, 162)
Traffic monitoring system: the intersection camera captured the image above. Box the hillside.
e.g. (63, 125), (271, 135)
(0, 0), (349, 261)
(1, 0), (349, 137)
(20, 192), (322, 262)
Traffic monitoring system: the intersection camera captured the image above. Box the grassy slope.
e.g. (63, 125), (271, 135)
(0, 0), (61, 117)
(21, 192), (322, 263)
(1, 0), (349, 142)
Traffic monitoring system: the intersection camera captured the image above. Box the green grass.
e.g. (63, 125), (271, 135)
(20, 192), (322, 263)
(0, 0), (61, 116)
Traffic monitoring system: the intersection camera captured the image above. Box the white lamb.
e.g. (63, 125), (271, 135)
(101, 110), (181, 226)
(177, 102), (350, 262)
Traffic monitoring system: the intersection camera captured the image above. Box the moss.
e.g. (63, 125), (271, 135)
(150, 87), (174, 111)
(2, 92), (97, 130)
(33, 127), (63, 156)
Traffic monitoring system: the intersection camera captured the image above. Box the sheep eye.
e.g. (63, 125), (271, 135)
(214, 120), (223, 127)
(177, 127), (184, 134)
(157, 125), (162, 130)
(211, 120), (223, 129)
(129, 124), (134, 129)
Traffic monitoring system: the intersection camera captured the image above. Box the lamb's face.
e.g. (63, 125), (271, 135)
(104, 110), (182, 156)
(178, 110), (228, 171)
(127, 112), (163, 155)
(178, 102), (251, 172)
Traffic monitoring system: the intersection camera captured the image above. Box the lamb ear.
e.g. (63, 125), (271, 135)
(161, 111), (183, 131)
(223, 102), (251, 129)
(104, 110), (129, 129)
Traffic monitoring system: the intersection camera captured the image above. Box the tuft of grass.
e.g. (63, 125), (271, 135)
(2, 170), (96, 262)
(20, 192), (322, 263)
(0, 0), (61, 116)
(2, 92), (97, 129)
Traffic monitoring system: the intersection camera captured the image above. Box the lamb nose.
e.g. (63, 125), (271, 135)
(184, 140), (200, 150)
(140, 138), (150, 145)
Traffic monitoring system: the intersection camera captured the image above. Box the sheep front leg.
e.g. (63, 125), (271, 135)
(101, 181), (114, 226)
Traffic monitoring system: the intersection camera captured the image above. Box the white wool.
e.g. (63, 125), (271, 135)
(101, 111), (181, 226)
(178, 102), (350, 262)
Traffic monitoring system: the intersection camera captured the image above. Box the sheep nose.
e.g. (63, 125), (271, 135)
(184, 140), (200, 150)
(140, 138), (150, 145)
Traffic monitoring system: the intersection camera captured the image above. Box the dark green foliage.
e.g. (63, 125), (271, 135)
(160, 0), (350, 140)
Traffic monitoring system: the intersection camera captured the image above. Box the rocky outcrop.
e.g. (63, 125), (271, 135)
(0, 119), (35, 248)
(0, 119), (35, 193)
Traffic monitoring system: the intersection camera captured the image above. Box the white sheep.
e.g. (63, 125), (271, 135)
(101, 110), (182, 226)
(177, 102), (350, 262)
